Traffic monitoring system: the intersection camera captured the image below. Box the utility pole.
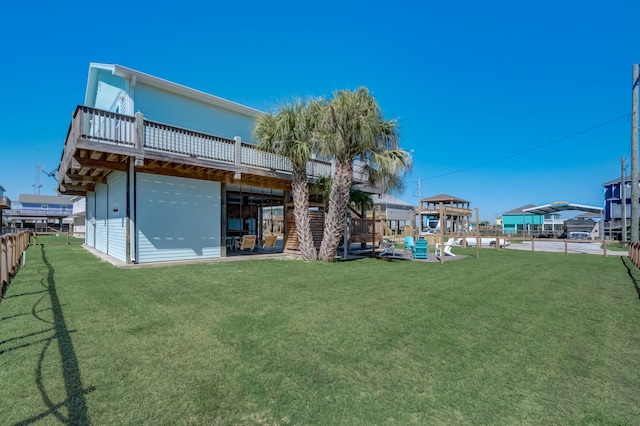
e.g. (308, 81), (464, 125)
(416, 179), (421, 234)
(631, 64), (639, 242)
(621, 157), (626, 241)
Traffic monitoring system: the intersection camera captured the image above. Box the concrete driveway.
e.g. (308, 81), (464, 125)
(506, 240), (622, 256)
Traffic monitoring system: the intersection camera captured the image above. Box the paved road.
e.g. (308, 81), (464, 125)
(506, 240), (623, 256)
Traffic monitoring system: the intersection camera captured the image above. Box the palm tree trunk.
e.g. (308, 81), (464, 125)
(291, 167), (317, 260)
(319, 160), (353, 261)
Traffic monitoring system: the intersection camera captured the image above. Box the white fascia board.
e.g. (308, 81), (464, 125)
(105, 64), (263, 118)
(564, 203), (604, 214)
(523, 203), (603, 215)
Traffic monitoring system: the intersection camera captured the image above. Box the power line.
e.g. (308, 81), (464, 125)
(408, 113), (629, 183)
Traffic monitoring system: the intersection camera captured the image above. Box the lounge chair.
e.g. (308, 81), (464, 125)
(239, 235), (257, 252)
(412, 238), (428, 259)
(262, 234), (277, 248)
(435, 237), (456, 257)
(380, 240), (396, 257)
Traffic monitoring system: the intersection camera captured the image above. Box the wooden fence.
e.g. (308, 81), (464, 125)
(1, 230), (30, 292)
(629, 242), (640, 269)
(31, 231), (84, 246)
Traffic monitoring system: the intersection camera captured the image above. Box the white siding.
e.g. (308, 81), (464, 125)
(136, 173), (221, 263)
(135, 83), (255, 141)
(95, 184), (108, 253)
(107, 172), (127, 262)
(86, 192), (96, 247)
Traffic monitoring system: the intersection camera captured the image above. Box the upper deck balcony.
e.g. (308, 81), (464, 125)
(57, 106), (350, 196)
(8, 208), (70, 218)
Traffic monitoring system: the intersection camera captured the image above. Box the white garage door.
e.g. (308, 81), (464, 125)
(135, 173), (221, 263)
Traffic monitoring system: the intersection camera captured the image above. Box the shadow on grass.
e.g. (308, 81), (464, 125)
(3, 289), (49, 299)
(11, 245), (94, 426)
(621, 256), (640, 300)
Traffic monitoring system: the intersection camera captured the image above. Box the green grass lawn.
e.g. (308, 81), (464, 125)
(1, 239), (640, 425)
(605, 241), (629, 251)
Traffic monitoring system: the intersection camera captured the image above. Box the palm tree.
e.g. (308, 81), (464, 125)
(312, 177), (374, 213)
(348, 188), (375, 216)
(253, 98), (322, 261)
(316, 87), (411, 262)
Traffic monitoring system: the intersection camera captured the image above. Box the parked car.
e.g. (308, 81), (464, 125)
(569, 231), (591, 240)
(456, 237), (511, 248)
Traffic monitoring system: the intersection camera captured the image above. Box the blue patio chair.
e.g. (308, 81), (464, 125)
(412, 238), (428, 259)
(404, 235), (415, 253)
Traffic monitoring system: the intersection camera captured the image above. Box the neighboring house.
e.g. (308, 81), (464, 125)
(0, 185), (10, 233)
(347, 194), (416, 244)
(0, 185), (8, 210)
(603, 176), (630, 222)
(6, 194), (73, 231)
(65, 196), (86, 237)
(565, 213), (600, 239)
(373, 194), (416, 235)
(501, 204), (545, 235)
(540, 213), (564, 235)
(602, 176), (637, 238)
(56, 63), (370, 264)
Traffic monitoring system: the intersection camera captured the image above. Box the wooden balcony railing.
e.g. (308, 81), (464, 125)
(62, 105), (335, 179)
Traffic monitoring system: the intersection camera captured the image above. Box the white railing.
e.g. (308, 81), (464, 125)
(7, 208), (70, 217)
(79, 106), (136, 147)
(353, 160), (369, 183)
(144, 120), (236, 163)
(241, 142), (292, 172)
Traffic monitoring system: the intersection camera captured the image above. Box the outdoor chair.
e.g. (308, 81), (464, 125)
(404, 235), (415, 254)
(239, 235), (257, 252)
(380, 239), (396, 257)
(412, 238), (428, 259)
(262, 234), (277, 248)
(435, 237), (456, 257)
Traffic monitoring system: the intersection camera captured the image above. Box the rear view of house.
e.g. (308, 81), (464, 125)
(57, 63), (356, 264)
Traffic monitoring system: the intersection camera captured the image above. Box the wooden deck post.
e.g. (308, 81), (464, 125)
(134, 112), (145, 166)
(234, 136), (242, 166)
(439, 202), (445, 264)
(475, 207), (479, 258)
(372, 206), (376, 257)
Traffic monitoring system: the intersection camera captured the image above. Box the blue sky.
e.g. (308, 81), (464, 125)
(0, 0), (638, 220)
